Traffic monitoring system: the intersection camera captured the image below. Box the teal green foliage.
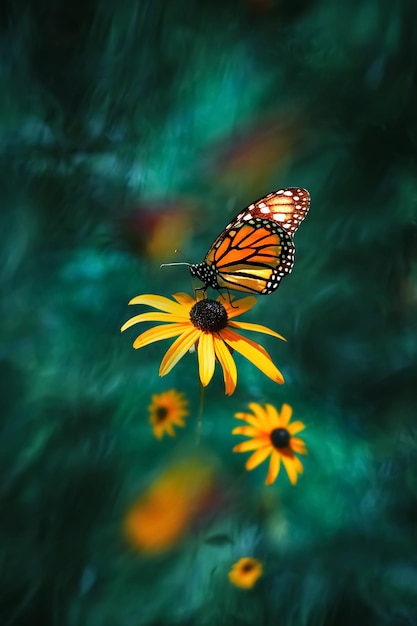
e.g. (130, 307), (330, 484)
(1, 0), (417, 624)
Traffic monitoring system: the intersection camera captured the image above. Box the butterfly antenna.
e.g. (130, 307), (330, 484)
(160, 262), (191, 268)
(160, 249), (191, 269)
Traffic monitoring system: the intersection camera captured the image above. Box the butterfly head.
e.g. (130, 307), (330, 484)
(189, 262), (219, 290)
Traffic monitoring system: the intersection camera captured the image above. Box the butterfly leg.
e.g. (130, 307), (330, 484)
(217, 287), (238, 309)
(194, 285), (208, 300)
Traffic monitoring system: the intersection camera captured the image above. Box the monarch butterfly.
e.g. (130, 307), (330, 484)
(188, 187), (310, 295)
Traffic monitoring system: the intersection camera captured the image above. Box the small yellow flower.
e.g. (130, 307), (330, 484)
(149, 390), (188, 439)
(121, 292), (285, 396)
(228, 557), (263, 589)
(233, 403), (307, 485)
(124, 459), (214, 555)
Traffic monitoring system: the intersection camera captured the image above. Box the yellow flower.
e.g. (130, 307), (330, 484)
(228, 557), (263, 589)
(149, 390), (188, 439)
(233, 403), (307, 485)
(123, 459), (214, 555)
(146, 210), (191, 261)
(121, 292), (285, 396)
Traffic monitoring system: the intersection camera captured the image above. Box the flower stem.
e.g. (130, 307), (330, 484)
(195, 383), (205, 445)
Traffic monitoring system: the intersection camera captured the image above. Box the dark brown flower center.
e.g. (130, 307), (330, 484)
(189, 299), (228, 332)
(241, 562), (255, 573)
(155, 406), (168, 422)
(270, 428), (290, 449)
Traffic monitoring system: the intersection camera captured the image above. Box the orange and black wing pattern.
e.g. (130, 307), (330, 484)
(189, 188), (310, 295)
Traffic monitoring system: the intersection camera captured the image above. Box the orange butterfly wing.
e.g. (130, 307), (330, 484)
(190, 188), (310, 294)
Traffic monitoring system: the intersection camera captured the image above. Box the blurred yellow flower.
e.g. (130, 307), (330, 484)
(121, 292), (285, 396)
(124, 459), (214, 555)
(149, 390), (188, 439)
(121, 200), (192, 261)
(146, 210), (191, 261)
(228, 557), (263, 589)
(233, 403), (307, 485)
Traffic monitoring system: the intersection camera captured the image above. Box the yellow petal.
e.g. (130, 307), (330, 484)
(132, 323), (186, 349)
(229, 321), (286, 342)
(233, 438), (267, 453)
(173, 418), (186, 427)
(246, 445), (272, 470)
(264, 403), (281, 428)
(234, 411), (265, 429)
(121, 312), (188, 331)
(279, 403), (293, 427)
(265, 452), (281, 485)
(247, 403), (271, 431)
(291, 454), (304, 474)
(170, 415), (186, 426)
(231, 426), (262, 437)
(288, 420), (306, 435)
(220, 328), (284, 385)
(128, 294), (187, 316)
(159, 328), (201, 376)
(281, 454), (302, 485)
(165, 423), (176, 437)
(213, 335), (237, 396)
(291, 437), (307, 455)
(223, 296), (257, 319)
(172, 292), (197, 306)
(198, 332), (215, 387)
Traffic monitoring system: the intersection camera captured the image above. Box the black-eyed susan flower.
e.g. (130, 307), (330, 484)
(121, 292), (285, 396)
(228, 557), (263, 589)
(233, 403), (307, 485)
(123, 459), (214, 555)
(149, 390), (188, 439)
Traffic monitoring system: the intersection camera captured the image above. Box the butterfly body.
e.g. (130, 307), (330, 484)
(189, 187), (310, 295)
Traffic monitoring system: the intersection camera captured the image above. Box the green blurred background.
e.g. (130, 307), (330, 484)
(2, 0), (417, 624)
